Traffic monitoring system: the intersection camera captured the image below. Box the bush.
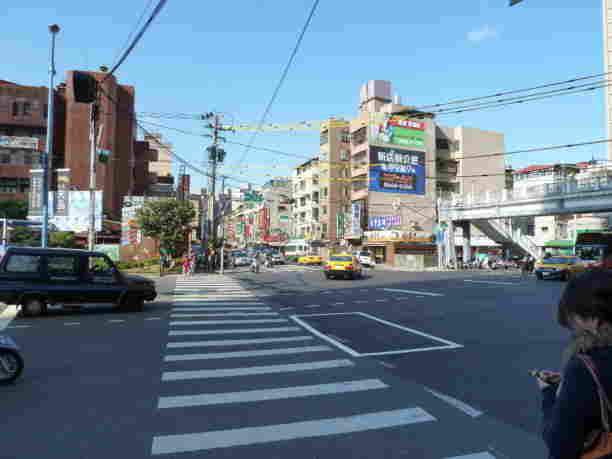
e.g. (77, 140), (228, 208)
(286, 255), (299, 263)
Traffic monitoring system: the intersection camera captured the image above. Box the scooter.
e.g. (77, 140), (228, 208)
(250, 260), (260, 274)
(0, 334), (23, 383)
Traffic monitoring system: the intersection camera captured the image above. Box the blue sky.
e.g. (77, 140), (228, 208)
(3, 1), (607, 192)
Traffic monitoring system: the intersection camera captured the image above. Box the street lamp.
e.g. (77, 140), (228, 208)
(41, 24), (60, 248)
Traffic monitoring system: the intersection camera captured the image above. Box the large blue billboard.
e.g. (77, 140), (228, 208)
(369, 146), (425, 195)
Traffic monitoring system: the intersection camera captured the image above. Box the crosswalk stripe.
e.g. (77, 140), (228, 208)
(171, 312), (279, 318)
(172, 302), (265, 306)
(151, 407), (435, 454)
(169, 327), (301, 336)
(173, 297), (257, 301)
(172, 307), (271, 311)
(161, 359), (354, 381)
(167, 336), (314, 347)
(158, 378), (388, 408)
(443, 454), (496, 459)
(169, 319), (288, 326)
(164, 345), (332, 361)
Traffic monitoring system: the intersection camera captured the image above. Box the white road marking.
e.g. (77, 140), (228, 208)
(169, 327), (301, 336)
(292, 312), (463, 357)
(151, 407), (435, 454)
(380, 361), (396, 369)
(279, 307), (294, 311)
(464, 280), (517, 286)
(376, 299), (388, 302)
(424, 387), (483, 418)
(170, 319), (288, 326)
(108, 319), (125, 323)
(64, 322), (81, 326)
(383, 288), (444, 297)
(171, 312), (278, 318)
(305, 305), (321, 308)
(7, 325), (31, 329)
(164, 345), (332, 361)
(355, 300), (368, 304)
(0, 305), (19, 331)
(167, 336), (314, 348)
(443, 453), (495, 459)
(332, 302), (345, 305)
(158, 379), (387, 409)
(145, 317), (162, 320)
(161, 359), (354, 381)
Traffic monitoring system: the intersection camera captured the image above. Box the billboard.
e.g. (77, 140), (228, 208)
(0, 136), (39, 149)
(351, 201), (363, 237)
(369, 146), (425, 195)
(369, 215), (401, 230)
(370, 114), (425, 149)
(28, 190), (102, 232)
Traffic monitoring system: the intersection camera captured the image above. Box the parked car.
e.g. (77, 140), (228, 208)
(298, 254), (323, 265)
(324, 254), (363, 280)
(353, 251), (375, 267)
(0, 247), (157, 317)
(231, 250), (251, 267)
(534, 255), (586, 281)
(271, 251), (286, 265)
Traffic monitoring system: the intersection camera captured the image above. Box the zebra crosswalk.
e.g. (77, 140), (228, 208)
(148, 276), (516, 457)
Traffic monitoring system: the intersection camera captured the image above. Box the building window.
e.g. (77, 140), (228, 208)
(340, 150), (349, 161)
(23, 152), (32, 164)
(22, 102), (31, 116)
(43, 105), (48, 119)
(11, 102), (19, 117)
(322, 223), (328, 235)
(341, 129), (350, 144)
(323, 187), (328, 197)
(320, 131), (329, 145)
(436, 138), (449, 150)
(351, 127), (367, 146)
(322, 206), (327, 215)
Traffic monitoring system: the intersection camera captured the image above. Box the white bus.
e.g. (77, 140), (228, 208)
(283, 239), (309, 258)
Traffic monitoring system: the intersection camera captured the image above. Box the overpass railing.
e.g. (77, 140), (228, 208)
(441, 176), (612, 210)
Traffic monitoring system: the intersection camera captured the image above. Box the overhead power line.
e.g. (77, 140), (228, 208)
(110, 0), (156, 70)
(104, 0), (168, 81)
(236, 0), (320, 168)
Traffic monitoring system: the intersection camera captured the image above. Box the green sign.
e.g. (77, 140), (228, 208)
(244, 192), (263, 202)
(370, 114), (426, 149)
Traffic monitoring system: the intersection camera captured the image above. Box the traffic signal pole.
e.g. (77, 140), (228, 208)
(88, 103), (97, 251)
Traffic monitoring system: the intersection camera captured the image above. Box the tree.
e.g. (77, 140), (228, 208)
(0, 200), (28, 220)
(136, 199), (195, 258)
(10, 227), (39, 246)
(49, 231), (78, 249)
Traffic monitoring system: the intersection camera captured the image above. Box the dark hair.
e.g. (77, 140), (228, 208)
(558, 269), (612, 328)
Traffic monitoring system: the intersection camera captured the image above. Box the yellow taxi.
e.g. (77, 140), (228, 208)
(534, 255), (586, 281)
(324, 253), (363, 280)
(298, 254), (323, 265)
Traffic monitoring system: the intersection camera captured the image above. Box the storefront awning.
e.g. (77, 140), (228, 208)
(543, 240), (573, 248)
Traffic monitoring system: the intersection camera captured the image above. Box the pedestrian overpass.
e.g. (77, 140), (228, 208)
(438, 176), (612, 260)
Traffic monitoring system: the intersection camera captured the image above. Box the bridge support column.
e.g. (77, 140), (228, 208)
(462, 222), (472, 262)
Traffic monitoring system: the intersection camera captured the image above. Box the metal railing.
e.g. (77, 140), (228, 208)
(441, 176), (612, 210)
(486, 218), (539, 258)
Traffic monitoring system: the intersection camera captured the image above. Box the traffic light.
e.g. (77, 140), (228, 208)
(72, 71), (98, 103)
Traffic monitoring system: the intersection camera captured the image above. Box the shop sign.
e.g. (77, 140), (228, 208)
(351, 202), (363, 237)
(364, 230), (433, 243)
(370, 114), (425, 148)
(369, 146), (425, 195)
(0, 136), (38, 149)
(369, 215), (401, 230)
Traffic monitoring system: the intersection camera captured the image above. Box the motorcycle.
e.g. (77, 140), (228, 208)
(250, 260), (260, 274)
(0, 334), (23, 383)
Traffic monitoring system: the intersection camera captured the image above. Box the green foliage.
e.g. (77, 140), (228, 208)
(49, 231), (78, 249)
(11, 227), (39, 246)
(286, 255), (299, 263)
(0, 200), (28, 220)
(136, 199), (195, 253)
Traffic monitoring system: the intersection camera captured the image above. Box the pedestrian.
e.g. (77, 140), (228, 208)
(534, 269), (612, 459)
(521, 256), (531, 277)
(182, 253), (190, 277)
(189, 251), (196, 275)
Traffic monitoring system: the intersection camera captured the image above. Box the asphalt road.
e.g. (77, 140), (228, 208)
(0, 265), (564, 458)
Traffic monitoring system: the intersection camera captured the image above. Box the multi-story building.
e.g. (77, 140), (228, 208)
(260, 178), (292, 245)
(2, 70), (163, 227)
(145, 132), (174, 196)
(344, 80), (506, 266)
(292, 157), (321, 241)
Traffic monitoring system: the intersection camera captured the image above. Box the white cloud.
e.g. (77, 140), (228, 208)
(467, 25), (499, 42)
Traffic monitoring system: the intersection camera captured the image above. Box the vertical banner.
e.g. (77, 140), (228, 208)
(351, 201), (362, 237)
(54, 169), (70, 216)
(29, 170), (43, 216)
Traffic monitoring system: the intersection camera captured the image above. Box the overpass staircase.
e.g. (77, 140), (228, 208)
(471, 218), (540, 259)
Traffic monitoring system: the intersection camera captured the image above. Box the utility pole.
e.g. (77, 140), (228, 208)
(220, 175), (226, 274)
(88, 102), (98, 251)
(202, 112), (232, 254)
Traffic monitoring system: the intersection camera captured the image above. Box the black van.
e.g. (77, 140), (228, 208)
(0, 247), (157, 317)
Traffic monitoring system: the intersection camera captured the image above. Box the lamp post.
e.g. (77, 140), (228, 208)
(41, 24), (60, 248)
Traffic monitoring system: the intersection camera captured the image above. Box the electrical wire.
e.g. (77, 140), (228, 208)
(236, 0), (320, 168)
(110, 0), (156, 70)
(103, 0), (168, 81)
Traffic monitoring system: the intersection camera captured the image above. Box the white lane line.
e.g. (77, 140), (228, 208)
(424, 387), (483, 418)
(64, 322), (81, 326)
(305, 305), (321, 308)
(0, 305), (19, 331)
(164, 345), (332, 361)
(279, 307), (294, 311)
(464, 280), (518, 286)
(376, 299), (388, 302)
(169, 319), (288, 326)
(145, 317), (162, 320)
(169, 327), (301, 336)
(7, 325), (31, 329)
(108, 319), (125, 323)
(151, 407), (435, 454)
(443, 453), (495, 459)
(383, 288), (444, 297)
(171, 312), (278, 318)
(158, 379), (388, 408)
(162, 358), (354, 381)
(355, 300), (368, 304)
(332, 302), (345, 305)
(380, 361), (396, 369)
(167, 336), (314, 348)
(172, 307), (271, 312)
